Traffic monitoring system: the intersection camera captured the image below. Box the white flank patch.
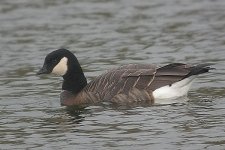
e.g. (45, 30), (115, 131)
(153, 76), (197, 104)
(52, 57), (68, 76)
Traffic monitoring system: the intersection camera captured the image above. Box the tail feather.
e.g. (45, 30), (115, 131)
(183, 63), (215, 79)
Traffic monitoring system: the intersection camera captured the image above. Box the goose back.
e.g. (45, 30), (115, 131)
(60, 63), (199, 105)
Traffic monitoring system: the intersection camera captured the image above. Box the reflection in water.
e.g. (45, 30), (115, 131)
(65, 106), (86, 124)
(0, 0), (225, 149)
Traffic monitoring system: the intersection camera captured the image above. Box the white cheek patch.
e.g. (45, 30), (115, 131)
(52, 57), (68, 76)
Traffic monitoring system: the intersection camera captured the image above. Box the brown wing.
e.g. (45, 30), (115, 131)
(83, 63), (212, 103)
(84, 64), (154, 95)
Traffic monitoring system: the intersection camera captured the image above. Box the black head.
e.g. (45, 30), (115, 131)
(37, 49), (81, 76)
(37, 49), (87, 94)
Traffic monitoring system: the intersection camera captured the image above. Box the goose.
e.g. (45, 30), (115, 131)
(37, 48), (213, 106)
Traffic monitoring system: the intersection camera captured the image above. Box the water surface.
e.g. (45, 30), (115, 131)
(0, 0), (225, 149)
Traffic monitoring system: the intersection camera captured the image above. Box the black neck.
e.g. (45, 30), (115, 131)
(57, 49), (87, 95)
(62, 71), (87, 95)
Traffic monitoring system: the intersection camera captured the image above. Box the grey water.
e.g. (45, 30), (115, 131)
(0, 0), (225, 149)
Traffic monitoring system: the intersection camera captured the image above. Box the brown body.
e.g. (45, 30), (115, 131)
(60, 63), (200, 106)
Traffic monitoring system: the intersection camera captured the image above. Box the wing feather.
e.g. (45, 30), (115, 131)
(83, 63), (213, 102)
